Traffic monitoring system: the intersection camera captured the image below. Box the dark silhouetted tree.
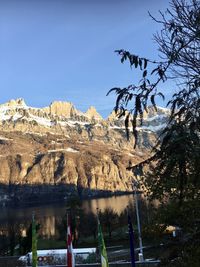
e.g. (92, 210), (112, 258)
(109, 1), (200, 265)
(99, 208), (118, 239)
(108, 0), (200, 203)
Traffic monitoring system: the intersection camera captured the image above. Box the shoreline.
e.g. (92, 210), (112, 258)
(0, 187), (134, 209)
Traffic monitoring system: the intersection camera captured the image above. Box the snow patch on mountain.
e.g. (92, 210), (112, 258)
(137, 123), (167, 132)
(0, 98), (170, 135)
(48, 148), (79, 153)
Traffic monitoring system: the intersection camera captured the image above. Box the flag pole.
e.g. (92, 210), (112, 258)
(96, 208), (109, 267)
(67, 213), (75, 267)
(32, 212), (37, 267)
(133, 180), (144, 262)
(127, 208), (136, 267)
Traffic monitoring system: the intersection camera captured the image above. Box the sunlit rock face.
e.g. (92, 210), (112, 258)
(0, 99), (170, 200)
(43, 101), (77, 118)
(85, 106), (103, 121)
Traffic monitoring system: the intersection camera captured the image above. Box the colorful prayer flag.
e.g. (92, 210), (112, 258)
(97, 218), (109, 267)
(67, 215), (75, 267)
(128, 214), (136, 267)
(32, 214), (37, 267)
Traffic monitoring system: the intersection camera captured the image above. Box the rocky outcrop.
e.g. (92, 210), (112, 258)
(0, 131), (146, 203)
(0, 132), (139, 187)
(43, 101), (77, 118)
(0, 99), (168, 150)
(0, 98), (169, 203)
(85, 106), (103, 121)
(1, 98), (26, 108)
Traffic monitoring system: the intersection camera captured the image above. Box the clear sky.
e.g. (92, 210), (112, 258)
(0, 0), (172, 117)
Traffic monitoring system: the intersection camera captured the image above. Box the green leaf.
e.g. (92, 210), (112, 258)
(125, 113), (130, 140)
(151, 67), (159, 75)
(139, 58), (142, 69)
(150, 95), (157, 111)
(144, 58), (148, 69)
(106, 87), (120, 96)
(157, 92), (165, 101)
(143, 70), (147, 78)
(134, 56), (138, 68)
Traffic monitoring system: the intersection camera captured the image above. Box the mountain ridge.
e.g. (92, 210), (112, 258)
(0, 98), (170, 205)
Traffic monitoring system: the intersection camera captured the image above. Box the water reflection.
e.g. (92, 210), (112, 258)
(0, 194), (135, 238)
(40, 216), (56, 238)
(82, 194), (134, 214)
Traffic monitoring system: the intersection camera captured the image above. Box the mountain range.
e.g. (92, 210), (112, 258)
(0, 98), (170, 205)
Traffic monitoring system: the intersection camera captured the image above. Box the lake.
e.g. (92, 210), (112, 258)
(0, 194), (136, 238)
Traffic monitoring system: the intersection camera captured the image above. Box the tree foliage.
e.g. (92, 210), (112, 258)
(108, 0), (200, 133)
(109, 2), (200, 264)
(108, 0), (200, 202)
(143, 121), (200, 202)
(99, 208), (118, 239)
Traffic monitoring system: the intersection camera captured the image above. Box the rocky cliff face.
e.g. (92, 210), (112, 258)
(0, 98), (170, 203)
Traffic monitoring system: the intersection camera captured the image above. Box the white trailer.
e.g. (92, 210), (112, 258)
(18, 248), (96, 266)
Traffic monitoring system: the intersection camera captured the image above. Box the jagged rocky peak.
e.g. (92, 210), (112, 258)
(1, 98), (27, 108)
(143, 106), (170, 120)
(107, 110), (117, 121)
(107, 106), (170, 121)
(107, 110), (130, 122)
(43, 100), (78, 118)
(108, 106), (170, 121)
(85, 106), (103, 120)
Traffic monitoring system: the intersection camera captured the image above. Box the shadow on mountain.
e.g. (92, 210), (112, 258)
(0, 183), (130, 207)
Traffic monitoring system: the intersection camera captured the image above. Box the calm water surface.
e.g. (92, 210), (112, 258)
(0, 194), (135, 238)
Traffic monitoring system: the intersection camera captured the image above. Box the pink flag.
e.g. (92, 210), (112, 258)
(67, 216), (75, 267)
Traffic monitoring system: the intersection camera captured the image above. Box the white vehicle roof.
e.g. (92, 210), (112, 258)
(27, 248), (96, 256)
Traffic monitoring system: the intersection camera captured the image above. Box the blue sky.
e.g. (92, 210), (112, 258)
(0, 0), (172, 117)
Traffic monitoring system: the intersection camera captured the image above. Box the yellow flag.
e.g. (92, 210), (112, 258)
(98, 218), (109, 267)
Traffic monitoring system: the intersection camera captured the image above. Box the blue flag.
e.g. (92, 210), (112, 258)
(128, 214), (136, 267)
